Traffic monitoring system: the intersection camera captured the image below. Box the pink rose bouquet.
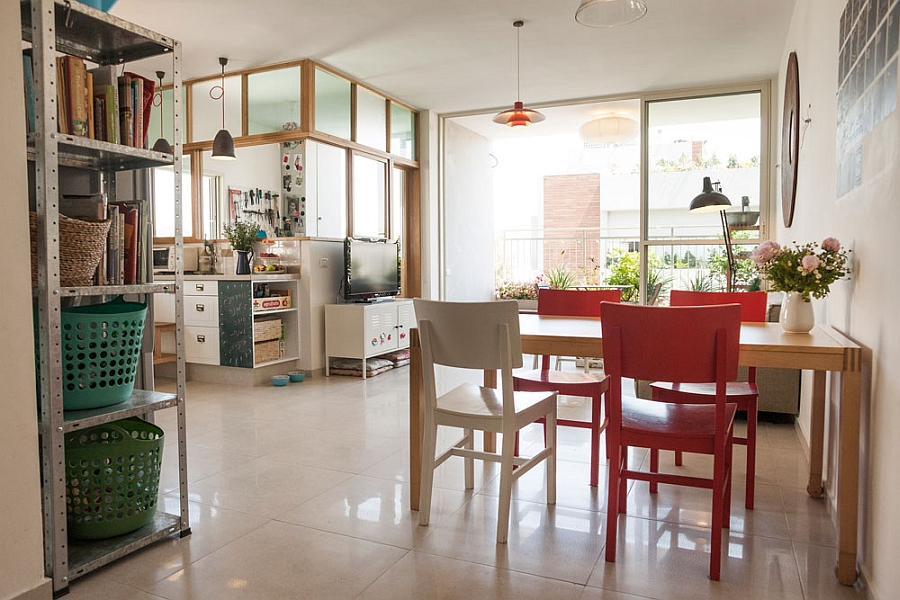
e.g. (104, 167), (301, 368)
(751, 238), (851, 301)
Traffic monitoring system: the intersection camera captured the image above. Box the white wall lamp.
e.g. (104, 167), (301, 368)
(578, 115), (638, 145)
(575, 0), (647, 28)
(211, 57), (236, 160)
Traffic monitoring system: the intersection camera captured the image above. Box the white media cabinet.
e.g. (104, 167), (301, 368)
(324, 299), (415, 379)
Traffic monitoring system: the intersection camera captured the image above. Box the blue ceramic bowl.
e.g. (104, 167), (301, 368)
(289, 371), (305, 383)
(271, 375), (290, 387)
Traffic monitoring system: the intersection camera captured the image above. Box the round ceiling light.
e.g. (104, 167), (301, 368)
(578, 116), (639, 145)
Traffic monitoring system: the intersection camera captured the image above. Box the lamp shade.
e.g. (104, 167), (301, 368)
(211, 129), (236, 160)
(579, 116), (638, 144)
(152, 137), (173, 154)
(575, 0), (647, 28)
(493, 101), (546, 127)
(689, 176), (731, 212)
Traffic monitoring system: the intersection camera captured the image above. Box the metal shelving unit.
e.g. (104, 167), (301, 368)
(24, 0), (188, 595)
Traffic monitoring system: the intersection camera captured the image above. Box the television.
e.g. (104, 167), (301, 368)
(342, 237), (401, 302)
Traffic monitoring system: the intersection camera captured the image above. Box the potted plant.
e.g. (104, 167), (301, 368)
(223, 221), (260, 274)
(495, 277), (540, 311)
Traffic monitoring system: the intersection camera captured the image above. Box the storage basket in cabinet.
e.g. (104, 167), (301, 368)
(29, 212), (111, 288)
(254, 318), (282, 343)
(254, 339), (281, 364)
(64, 417), (164, 540)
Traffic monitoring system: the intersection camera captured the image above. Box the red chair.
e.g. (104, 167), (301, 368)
(650, 290), (765, 509)
(601, 302), (740, 580)
(513, 288), (621, 487)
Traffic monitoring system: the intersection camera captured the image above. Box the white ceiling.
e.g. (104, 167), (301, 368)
(114, 0), (796, 137)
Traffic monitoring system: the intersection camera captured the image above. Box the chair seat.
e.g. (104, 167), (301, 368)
(621, 396), (737, 453)
(513, 369), (609, 394)
(651, 381), (758, 405)
(437, 383), (557, 425)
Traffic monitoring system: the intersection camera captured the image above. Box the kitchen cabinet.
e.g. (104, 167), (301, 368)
(285, 140), (347, 238)
(24, 0), (189, 594)
(324, 300), (414, 379)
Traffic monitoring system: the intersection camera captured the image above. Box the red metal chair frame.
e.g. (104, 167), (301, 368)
(601, 302), (740, 580)
(512, 288), (621, 487)
(650, 290), (765, 509)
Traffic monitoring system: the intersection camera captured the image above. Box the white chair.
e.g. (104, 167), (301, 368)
(414, 298), (557, 543)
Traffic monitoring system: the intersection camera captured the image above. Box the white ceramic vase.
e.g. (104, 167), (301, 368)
(779, 291), (815, 333)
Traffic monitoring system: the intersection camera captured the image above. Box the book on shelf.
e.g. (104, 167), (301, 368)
(56, 60), (68, 134)
(60, 193), (107, 221)
(125, 72), (155, 148)
(105, 204), (120, 285)
(85, 71), (94, 140)
(65, 55), (88, 137)
(90, 65), (119, 144)
(117, 74), (133, 147)
(23, 50), (35, 134)
(112, 201), (149, 284)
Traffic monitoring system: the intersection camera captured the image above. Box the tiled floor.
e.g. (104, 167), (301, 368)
(63, 365), (868, 599)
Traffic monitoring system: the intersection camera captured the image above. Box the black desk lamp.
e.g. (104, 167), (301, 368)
(690, 176), (735, 292)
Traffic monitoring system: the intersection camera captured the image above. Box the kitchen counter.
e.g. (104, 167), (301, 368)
(154, 272), (300, 281)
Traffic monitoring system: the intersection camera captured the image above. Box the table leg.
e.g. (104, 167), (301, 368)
(409, 330), (423, 511)
(807, 370), (826, 498)
(483, 369), (497, 452)
(836, 369), (861, 585)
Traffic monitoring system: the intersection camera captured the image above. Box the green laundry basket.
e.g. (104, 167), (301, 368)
(59, 298), (147, 410)
(65, 417), (164, 540)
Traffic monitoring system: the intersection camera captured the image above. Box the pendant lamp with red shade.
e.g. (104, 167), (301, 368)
(493, 20), (545, 128)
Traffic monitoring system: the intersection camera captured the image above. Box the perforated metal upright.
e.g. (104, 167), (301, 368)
(23, 0), (189, 594)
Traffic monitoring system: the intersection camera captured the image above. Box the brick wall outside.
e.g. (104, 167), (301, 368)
(542, 174), (600, 276)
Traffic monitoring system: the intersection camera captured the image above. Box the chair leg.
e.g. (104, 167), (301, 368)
(546, 407), (557, 505)
(605, 445), (621, 562)
(710, 454), (725, 580)
(418, 416), (438, 527)
(619, 447), (628, 512)
(590, 390), (601, 487)
(745, 402), (758, 510)
(675, 450), (684, 466)
(464, 428), (474, 490)
(649, 449), (659, 494)
(496, 427), (517, 544)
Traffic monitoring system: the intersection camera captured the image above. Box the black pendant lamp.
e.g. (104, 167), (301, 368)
(493, 21), (545, 127)
(151, 70), (173, 154)
(211, 57), (236, 160)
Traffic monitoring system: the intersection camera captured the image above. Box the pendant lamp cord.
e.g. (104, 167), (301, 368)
(155, 71), (165, 138)
(514, 20), (523, 103)
(210, 58), (227, 129)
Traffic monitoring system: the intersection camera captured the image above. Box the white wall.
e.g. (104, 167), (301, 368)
(298, 239), (344, 373)
(781, 1), (900, 597)
(0, 1), (51, 597)
(442, 119), (495, 301)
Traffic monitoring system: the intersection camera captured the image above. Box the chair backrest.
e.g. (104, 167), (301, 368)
(537, 288), (622, 317)
(413, 298), (523, 371)
(600, 302), (741, 385)
(669, 290), (767, 323)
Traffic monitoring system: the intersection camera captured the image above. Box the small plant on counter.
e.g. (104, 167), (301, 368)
(223, 221), (259, 253)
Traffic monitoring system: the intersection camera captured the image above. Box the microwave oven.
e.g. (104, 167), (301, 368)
(153, 246), (199, 273)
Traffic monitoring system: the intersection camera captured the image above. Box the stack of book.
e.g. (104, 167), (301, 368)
(22, 51), (156, 149)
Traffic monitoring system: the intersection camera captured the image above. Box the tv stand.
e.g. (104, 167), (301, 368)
(324, 300), (415, 378)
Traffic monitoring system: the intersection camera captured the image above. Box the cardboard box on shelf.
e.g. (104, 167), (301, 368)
(252, 289), (292, 312)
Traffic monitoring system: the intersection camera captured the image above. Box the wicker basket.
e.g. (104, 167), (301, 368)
(254, 318), (282, 343)
(30, 212), (111, 287)
(254, 339), (281, 364)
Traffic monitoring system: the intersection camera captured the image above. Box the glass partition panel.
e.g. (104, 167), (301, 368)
(391, 166), (405, 241)
(390, 102), (415, 159)
(153, 153), (192, 238)
(191, 75), (242, 142)
(351, 153), (387, 238)
(315, 68), (351, 139)
(146, 87), (186, 148)
(646, 92), (762, 240)
(247, 66), (302, 135)
(356, 86), (387, 151)
(202, 145), (282, 238)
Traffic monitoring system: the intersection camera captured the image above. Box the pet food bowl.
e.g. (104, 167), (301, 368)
(271, 375), (290, 387)
(289, 371), (305, 383)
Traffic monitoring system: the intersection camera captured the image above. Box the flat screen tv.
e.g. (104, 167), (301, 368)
(342, 237), (401, 302)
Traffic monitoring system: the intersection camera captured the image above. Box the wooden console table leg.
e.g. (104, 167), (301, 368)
(807, 370), (826, 498)
(409, 329), (423, 511)
(836, 369), (861, 585)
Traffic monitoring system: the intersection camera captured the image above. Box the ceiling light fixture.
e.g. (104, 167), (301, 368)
(493, 20), (545, 128)
(579, 115), (639, 145)
(575, 0), (647, 28)
(151, 70), (173, 155)
(211, 57), (236, 160)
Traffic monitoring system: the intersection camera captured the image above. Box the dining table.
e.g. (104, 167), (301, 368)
(407, 313), (864, 585)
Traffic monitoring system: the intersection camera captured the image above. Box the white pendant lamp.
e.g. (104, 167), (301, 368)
(211, 57), (236, 160)
(579, 116), (639, 145)
(493, 20), (545, 127)
(575, 0), (647, 28)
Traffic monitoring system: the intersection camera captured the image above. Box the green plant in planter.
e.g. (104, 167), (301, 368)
(546, 265), (576, 289)
(223, 221), (259, 253)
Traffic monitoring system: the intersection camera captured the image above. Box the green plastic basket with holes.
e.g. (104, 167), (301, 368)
(64, 417), (164, 539)
(58, 298), (147, 410)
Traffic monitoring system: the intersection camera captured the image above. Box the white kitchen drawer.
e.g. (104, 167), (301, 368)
(184, 296), (219, 327)
(184, 325), (220, 365)
(185, 279), (218, 296)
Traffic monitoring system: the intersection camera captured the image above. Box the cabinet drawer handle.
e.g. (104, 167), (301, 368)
(196, 334), (206, 343)
(195, 283), (205, 291)
(195, 304), (205, 312)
